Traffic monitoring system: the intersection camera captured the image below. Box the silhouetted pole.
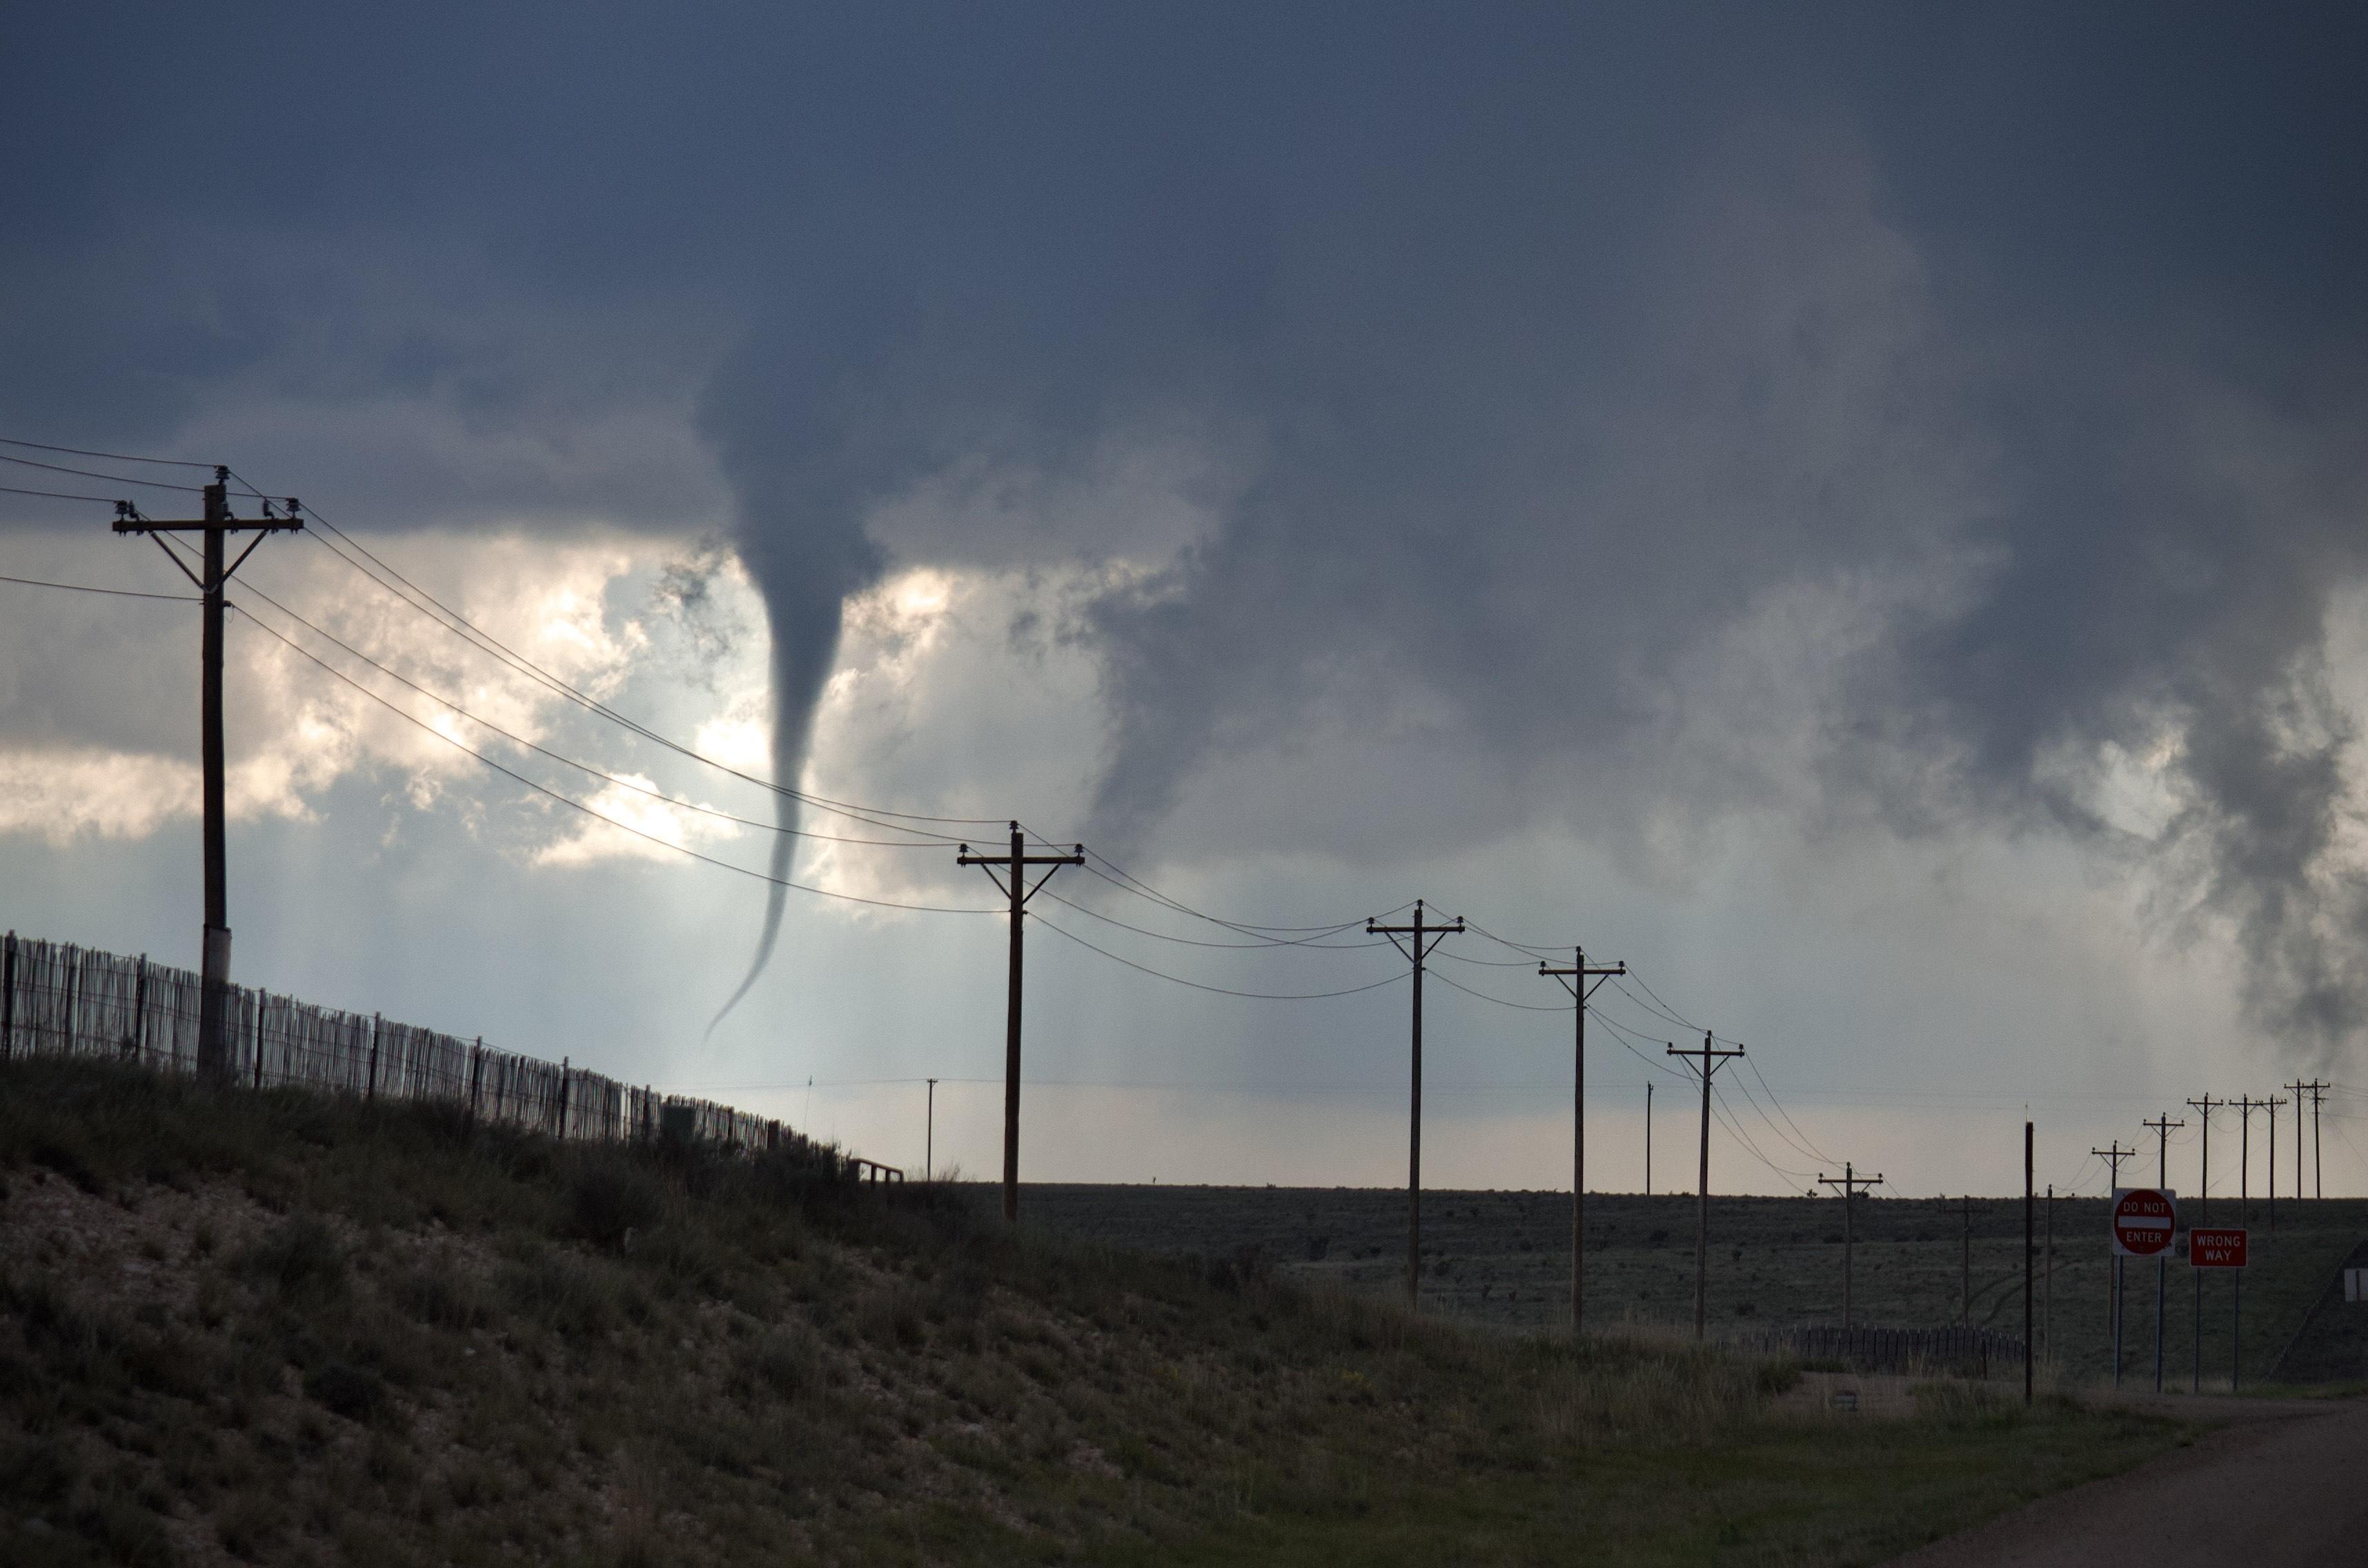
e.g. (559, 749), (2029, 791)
(2309, 1080), (2329, 1199)
(2094, 1140), (2134, 1387)
(2187, 1094), (2221, 1394)
(1370, 901), (1463, 1308)
(2044, 1183), (2055, 1364)
(2269, 1095), (2285, 1231)
(2233, 1093), (2264, 1222)
(956, 824), (1083, 1224)
(1645, 1081), (1653, 1195)
(1537, 946), (1624, 1333)
(2024, 1120), (2034, 1406)
(925, 1077), (937, 1182)
(1817, 1162), (1883, 1328)
(107, 473), (302, 1079)
(1668, 1030), (1744, 1340)
(2143, 1111), (2184, 1393)
(2287, 1079), (2311, 1209)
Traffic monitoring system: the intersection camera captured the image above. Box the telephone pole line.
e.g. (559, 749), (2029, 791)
(1668, 1029), (1744, 1340)
(956, 824), (1083, 1224)
(2142, 1112), (2185, 1393)
(2268, 1095), (2287, 1231)
(1817, 1162), (1883, 1327)
(1370, 900), (1464, 1309)
(2094, 1138), (2135, 1387)
(2187, 1095), (2222, 1396)
(2233, 1094), (2265, 1221)
(1645, 1081), (1654, 1195)
(110, 472), (303, 1079)
(1537, 946), (1624, 1333)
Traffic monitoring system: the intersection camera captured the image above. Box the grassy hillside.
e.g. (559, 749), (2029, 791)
(0, 1060), (2195, 1566)
(1018, 1184), (2368, 1388)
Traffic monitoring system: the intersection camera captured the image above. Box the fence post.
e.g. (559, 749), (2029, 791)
(1, 931), (14, 1063)
(131, 956), (148, 1061)
(60, 946), (79, 1056)
(556, 1056), (570, 1141)
(366, 1013), (381, 1103)
(251, 992), (264, 1089)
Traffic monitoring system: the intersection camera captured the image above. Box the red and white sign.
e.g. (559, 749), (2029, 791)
(2111, 1187), (2178, 1256)
(2190, 1227), (2248, 1269)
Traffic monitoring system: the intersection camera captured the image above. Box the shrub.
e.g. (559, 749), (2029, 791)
(238, 1215), (347, 1303)
(567, 1155), (664, 1251)
(304, 1360), (388, 1422)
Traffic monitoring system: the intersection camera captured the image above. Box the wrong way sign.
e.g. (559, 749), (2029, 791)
(2111, 1187), (2178, 1256)
(2191, 1227), (2248, 1268)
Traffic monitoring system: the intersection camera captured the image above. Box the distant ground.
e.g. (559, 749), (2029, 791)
(0, 1059), (2207, 1566)
(1010, 1184), (2368, 1387)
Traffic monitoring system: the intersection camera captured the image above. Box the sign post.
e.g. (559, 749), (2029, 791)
(2111, 1189), (2176, 1391)
(2191, 1226), (2248, 1391)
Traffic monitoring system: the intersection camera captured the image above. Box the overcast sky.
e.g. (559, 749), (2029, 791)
(5, 3), (2367, 1200)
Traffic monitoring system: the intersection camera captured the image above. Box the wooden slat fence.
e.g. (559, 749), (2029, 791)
(0, 931), (896, 1178)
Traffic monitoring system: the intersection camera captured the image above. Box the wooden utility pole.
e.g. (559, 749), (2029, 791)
(2094, 1139), (2135, 1387)
(1645, 1081), (1653, 1195)
(2187, 1093), (2223, 1395)
(2233, 1093), (2267, 1220)
(110, 472), (302, 1080)
(2044, 1183), (2055, 1364)
(2307, 1080), (2329, 1199)
(2142, 1112), (2184, 1393)
(956, 824), (1083, 1224)
(2024, 1121), (2034, 1407)
(1370, 901), (1464, 1309)
(2268, 1095), (2286, 1231)
(1817, 1162), (1883, 1328)
(1955, 1196), (1990, 1326)
(1668, 1030), (1744, 1340)
(1537, 946), (1624, 1333)
(925, 1078), (938, 1182)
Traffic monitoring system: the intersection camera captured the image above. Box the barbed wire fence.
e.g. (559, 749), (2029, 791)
(0, 931), (902, 1180)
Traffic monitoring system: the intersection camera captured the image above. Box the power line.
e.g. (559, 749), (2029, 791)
(0, 483), (144, 506)
(0, 453), (209, 493)
(0, 435), (215, 468)
(230, 604), (1000, 918)
(1036, 884), (1389, 951)
(0, 571), (203, 603)
(1031, 915), (1407, 1002)
(233, 583), (958, 848)
(1429, 968), (1572, 1012)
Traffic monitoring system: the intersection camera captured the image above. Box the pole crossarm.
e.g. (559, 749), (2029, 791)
(1535, 946), (1624, 1335)
(955, 822), (1085, 1224)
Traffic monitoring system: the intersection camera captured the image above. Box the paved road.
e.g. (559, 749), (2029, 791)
(1893, 1397), (2368, 1567)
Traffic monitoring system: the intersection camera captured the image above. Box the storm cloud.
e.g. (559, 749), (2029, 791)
(5, 2), (2367, 1069)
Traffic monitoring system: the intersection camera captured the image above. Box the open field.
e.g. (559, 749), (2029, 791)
(1013, 1184), (2368, 1387)
(0, 1057), (2211, 1565)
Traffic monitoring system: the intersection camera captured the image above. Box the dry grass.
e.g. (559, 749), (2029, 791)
(0, 1058), (2184, 1566)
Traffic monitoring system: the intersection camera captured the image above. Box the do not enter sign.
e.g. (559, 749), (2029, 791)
(2111, 1187), (2178, 1256)
(2191, 1228), (2248, 1269)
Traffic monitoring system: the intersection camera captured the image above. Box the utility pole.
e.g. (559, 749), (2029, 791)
(2095, 1139), (2135, 1387)
(1668, 1030), (1744, 1340)
(2187, 1094), (2222, 1396)
(2268, 1095), (2286, 1231)
(1645, 1081), (1653, 1195)
(2044, 1183), (2055, 1366)
(2308, 1080), (2329, 1199)
(956, 824), (1083, 1224)
(110, 473), (303, 1080)
(1957, 1196), (1988, 1326)
(2233, 1094), (2265, 1221)
(1370, 900), (1464, 1309)
(925, 1078), (937, 1182)
(1537, 946), (1624, 1333)
(2024, 1120), (2035, 1407)
(2142, 1112), (2184, 1394)
(1817, 1162), (1883, 1328)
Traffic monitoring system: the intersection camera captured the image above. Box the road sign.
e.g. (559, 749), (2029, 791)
(2190, 1227), (2247, 1268)
(2111, 1187), (2178, 1257)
